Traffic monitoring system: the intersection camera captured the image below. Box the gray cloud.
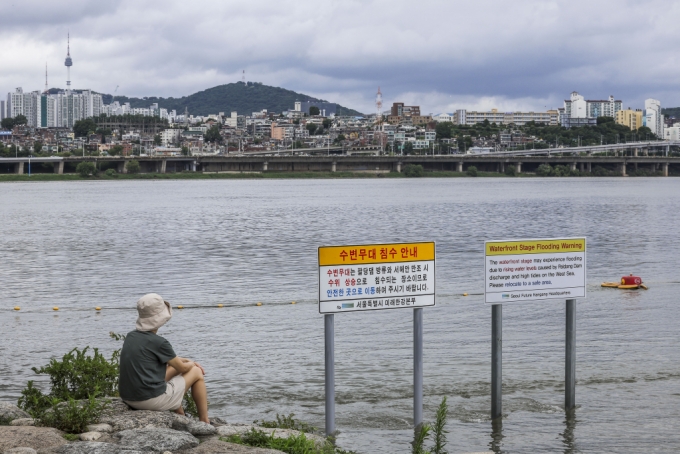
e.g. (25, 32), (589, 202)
(1, 0), (678, 114)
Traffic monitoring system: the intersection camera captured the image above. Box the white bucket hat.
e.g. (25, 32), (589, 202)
(136, 293), (173, 331)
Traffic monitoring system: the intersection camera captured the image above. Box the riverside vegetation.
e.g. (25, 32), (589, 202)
(7, 332), (454, 453)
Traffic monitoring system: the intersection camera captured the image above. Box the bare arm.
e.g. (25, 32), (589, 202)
(167, 356), (194, 374)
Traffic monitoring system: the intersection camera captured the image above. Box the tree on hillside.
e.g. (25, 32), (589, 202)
(204, 125), (222, 143)
(153, 134), (162, 146)
(322, 118), (332, 129)
(435, 122), (453, 139)
(73, 119), (97, 138)
(14, 115), (28, 126)
(33, 141), (43, 154)
(108, 145), (124, 156)
(1, 117), (15, 130)
(403, 141), (414, 155)
(306, 123), (317, 135)
(309, 106), (320, 116)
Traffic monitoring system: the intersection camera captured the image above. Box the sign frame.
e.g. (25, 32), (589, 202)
(484, 236), (586, 304)
(318, 241), (436, 314)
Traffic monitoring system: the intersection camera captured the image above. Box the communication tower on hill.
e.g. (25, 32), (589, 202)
(64, 33), (73, 95)
(44, 63), (49, 94)
(242, 70), (245, 83)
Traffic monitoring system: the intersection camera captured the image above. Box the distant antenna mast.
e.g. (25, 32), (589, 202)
(44, 63), (48, 93)
(242, 70), (245, 83)
(376, 87), (383, 131)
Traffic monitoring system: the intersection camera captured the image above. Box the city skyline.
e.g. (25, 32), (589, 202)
(1, 0), (679, 114)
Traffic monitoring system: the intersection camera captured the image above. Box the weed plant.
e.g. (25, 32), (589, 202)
(411, 397), (449, 454)
(224, 428), (357, 454)
(17, 346), (117, 433)
(257, 413), (316, 434)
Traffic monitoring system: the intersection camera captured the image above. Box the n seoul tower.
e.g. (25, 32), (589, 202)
(64, 33), (73, 95)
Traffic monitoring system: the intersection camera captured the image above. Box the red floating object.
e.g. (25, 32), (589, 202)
(621, 274), (642, 286)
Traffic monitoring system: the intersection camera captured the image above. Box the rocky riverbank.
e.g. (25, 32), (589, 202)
(0, 400), (326, 454)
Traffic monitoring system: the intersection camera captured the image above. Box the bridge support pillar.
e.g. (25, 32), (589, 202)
(571, 162), (576, 171)
(54, 161), (64, 174)
(160, 160), (167, 174)
(499, 162), (504, 173)
(516, 162), (522, 174)
(263, 161), (268, 171)
(634, 148), (638, 157)
(332, 161), (337, 172)
(192, 161), (197, 172)
(15, 162), (24, 175)
(621, 163), (627, 177)
(587, 162), (592, 173)
(118, 161), (127, 174)
(397, 161), (402, 173)
(634, 162), (638, 172)
(663, 162), (669, 177)
(579, 162), (584, 172)
(457, 162), (463, 173)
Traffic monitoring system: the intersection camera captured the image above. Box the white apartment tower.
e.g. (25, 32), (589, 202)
(644, 98), (663, 137)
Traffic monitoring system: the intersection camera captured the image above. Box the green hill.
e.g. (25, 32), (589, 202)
(99, 82), (363, 117)
(662, 107), (680, 120)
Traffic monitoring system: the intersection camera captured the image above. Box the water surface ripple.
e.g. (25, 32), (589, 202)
(1, 178), (679, 453)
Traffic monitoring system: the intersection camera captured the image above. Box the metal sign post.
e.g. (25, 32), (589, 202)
(413, 307), (423, 428)
(565, 299), (576, 410)
(319, 242), (436, 437)
(491, 304), (502, 420)
(325, 314), (335, 436)
(484, 238), (586, 417)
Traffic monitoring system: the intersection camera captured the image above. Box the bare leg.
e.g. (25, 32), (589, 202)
(183, 366), (209, 424)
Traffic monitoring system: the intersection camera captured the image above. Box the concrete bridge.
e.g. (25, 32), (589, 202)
(493, 140), (680, 157)
(1, 151), (679, 177)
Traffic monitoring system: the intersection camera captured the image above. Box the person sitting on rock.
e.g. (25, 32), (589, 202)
(119, 293), (210, 424)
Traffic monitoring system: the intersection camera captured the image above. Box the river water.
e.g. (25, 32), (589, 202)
(1, 178), (679, 453)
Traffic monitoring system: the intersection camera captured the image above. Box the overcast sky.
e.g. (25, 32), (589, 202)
(1, 0), (678, 114)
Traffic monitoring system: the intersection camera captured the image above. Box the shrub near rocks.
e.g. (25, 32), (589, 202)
(18, 347), (119, 433)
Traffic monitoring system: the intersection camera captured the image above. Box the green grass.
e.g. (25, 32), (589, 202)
(62, 433), (80, 441)
(222, 428), (357, 454)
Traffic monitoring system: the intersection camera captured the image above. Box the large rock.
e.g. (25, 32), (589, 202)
(171, 415), (216, 436)
(4, 449), (37, 454)
(79, 432), (103, 441)
(98, 411), (175, 433)
(115, 428), (199, 452)
(53, 442), (145, 454)
(9, 419), (35, 427)
(86, 425), (113, 434)
(0, 426), (67, 451)
(215, 424), (326, 446)
(184, 438), (284, 454)
(0, 403), (30, 423)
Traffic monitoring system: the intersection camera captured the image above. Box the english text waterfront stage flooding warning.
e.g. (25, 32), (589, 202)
(485, 238), (586, 304)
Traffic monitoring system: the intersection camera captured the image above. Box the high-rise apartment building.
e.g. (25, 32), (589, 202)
(644, 99), (663, 137)
(6, 87), (103, 128)
(563, 92), (622, 127)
